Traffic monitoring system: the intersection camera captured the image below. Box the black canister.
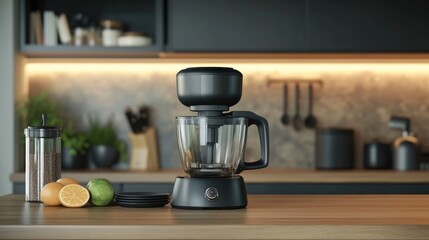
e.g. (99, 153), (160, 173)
(389, 116), (420, 171)
(315, 128), (354, 169)
(363, 142), (392, 169)
(393, 137), (420, 171)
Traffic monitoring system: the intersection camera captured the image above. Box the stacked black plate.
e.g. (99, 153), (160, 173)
(115, 192), (171, 208)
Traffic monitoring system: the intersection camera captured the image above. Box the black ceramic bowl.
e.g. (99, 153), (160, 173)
(61, 146), (88, 169)
(88, 145), (119, 168)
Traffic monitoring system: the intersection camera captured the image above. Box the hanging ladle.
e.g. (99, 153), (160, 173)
(304, 83), (317, 128)
(292, 83), (303, 131)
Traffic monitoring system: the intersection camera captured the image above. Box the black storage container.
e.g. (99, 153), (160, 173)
(315, 128), (355, 169)
(363, 142), (392, 169)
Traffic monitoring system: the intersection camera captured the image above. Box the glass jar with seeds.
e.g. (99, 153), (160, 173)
(24, 114), (61, 202)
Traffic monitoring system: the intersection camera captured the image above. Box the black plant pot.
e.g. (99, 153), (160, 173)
(88, 145), (119, 169)
(61, 146), (88, 170)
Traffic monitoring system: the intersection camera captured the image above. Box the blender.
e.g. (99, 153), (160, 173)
(171, 67), (269, 209)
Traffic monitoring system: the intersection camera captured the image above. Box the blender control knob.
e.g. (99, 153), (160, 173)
(205, 187), (219, 201)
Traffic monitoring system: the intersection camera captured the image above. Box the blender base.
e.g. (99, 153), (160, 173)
(171, 175), (248, 209)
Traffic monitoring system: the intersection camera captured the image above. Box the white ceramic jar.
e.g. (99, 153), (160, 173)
(100, 20), (123, 47)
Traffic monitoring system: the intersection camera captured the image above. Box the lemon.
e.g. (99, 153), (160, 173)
(57, 177), (80, 186)
(59, 184), (90, 208)
(86, 178), (115, 206)
(41, 182), (64, 206)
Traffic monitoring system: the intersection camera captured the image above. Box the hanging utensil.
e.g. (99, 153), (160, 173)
(280, 85), (289, 125)
(304, 83), (317, 128)
(292, 83), (303, 131)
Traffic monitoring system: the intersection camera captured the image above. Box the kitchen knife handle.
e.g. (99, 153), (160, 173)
(139, 105), (150, 130)
(125, 108), (140, 133)
(232, 111), (270, 171)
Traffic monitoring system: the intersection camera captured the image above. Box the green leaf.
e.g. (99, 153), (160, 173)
(62, 124), (90, 156)
(19, 92), (62, 127)
(86, 115), (128, 162)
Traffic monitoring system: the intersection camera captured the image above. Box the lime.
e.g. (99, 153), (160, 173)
(86, 178), (115, 206)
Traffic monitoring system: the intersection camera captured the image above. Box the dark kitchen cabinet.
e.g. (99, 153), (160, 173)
(17, 0), (429, 57)
(166, 0), (306, 52)
(167, 0), (429, 53)
(13, 182), (429, 194)
(306, 0), (429, 52)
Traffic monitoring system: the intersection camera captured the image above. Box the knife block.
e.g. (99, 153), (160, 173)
(129, 127), (159, 170)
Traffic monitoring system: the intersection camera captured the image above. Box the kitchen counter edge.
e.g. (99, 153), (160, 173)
(10, 169), (429, 183)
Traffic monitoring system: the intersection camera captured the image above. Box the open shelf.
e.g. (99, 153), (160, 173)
(21, 45), (161, 58)
(20, 0), (164, 58)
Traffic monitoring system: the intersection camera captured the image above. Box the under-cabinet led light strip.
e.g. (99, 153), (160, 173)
(26, 61), (429, 75)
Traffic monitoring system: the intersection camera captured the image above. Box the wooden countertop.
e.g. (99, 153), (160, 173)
(10, 169), (429, 183)
(1, 194), (429, 239)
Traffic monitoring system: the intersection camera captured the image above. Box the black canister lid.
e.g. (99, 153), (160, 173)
(317, 127), (354, 135)
(24, 114), (61, 138)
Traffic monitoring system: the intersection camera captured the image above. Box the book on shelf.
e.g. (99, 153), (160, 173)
(30, 11), (43, 45)
(56, 13), (72, 44)
(43, 11), (57, 46)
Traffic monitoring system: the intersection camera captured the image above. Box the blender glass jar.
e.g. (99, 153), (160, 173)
(176, 116), (247, 177)
(24, 114), (61, 202)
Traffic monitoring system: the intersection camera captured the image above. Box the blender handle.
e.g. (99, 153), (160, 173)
(232, 111), (270, 170)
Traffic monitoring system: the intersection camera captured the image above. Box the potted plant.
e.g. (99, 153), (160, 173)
(61, 124), (90, 170)
(19, 92), (62, 128)
(86, 116), (126, 168)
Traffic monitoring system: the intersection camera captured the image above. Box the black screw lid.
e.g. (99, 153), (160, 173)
(24, 113), (61, 138)
(177, 67), (243, 76)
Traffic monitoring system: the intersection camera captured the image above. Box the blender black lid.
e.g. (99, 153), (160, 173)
(177, 67), (242, 76)
(176, 67), (243, 111)
(24, 114), (61, 138)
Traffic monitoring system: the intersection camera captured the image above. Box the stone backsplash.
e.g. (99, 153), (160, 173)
(27, 62), (429, 169)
